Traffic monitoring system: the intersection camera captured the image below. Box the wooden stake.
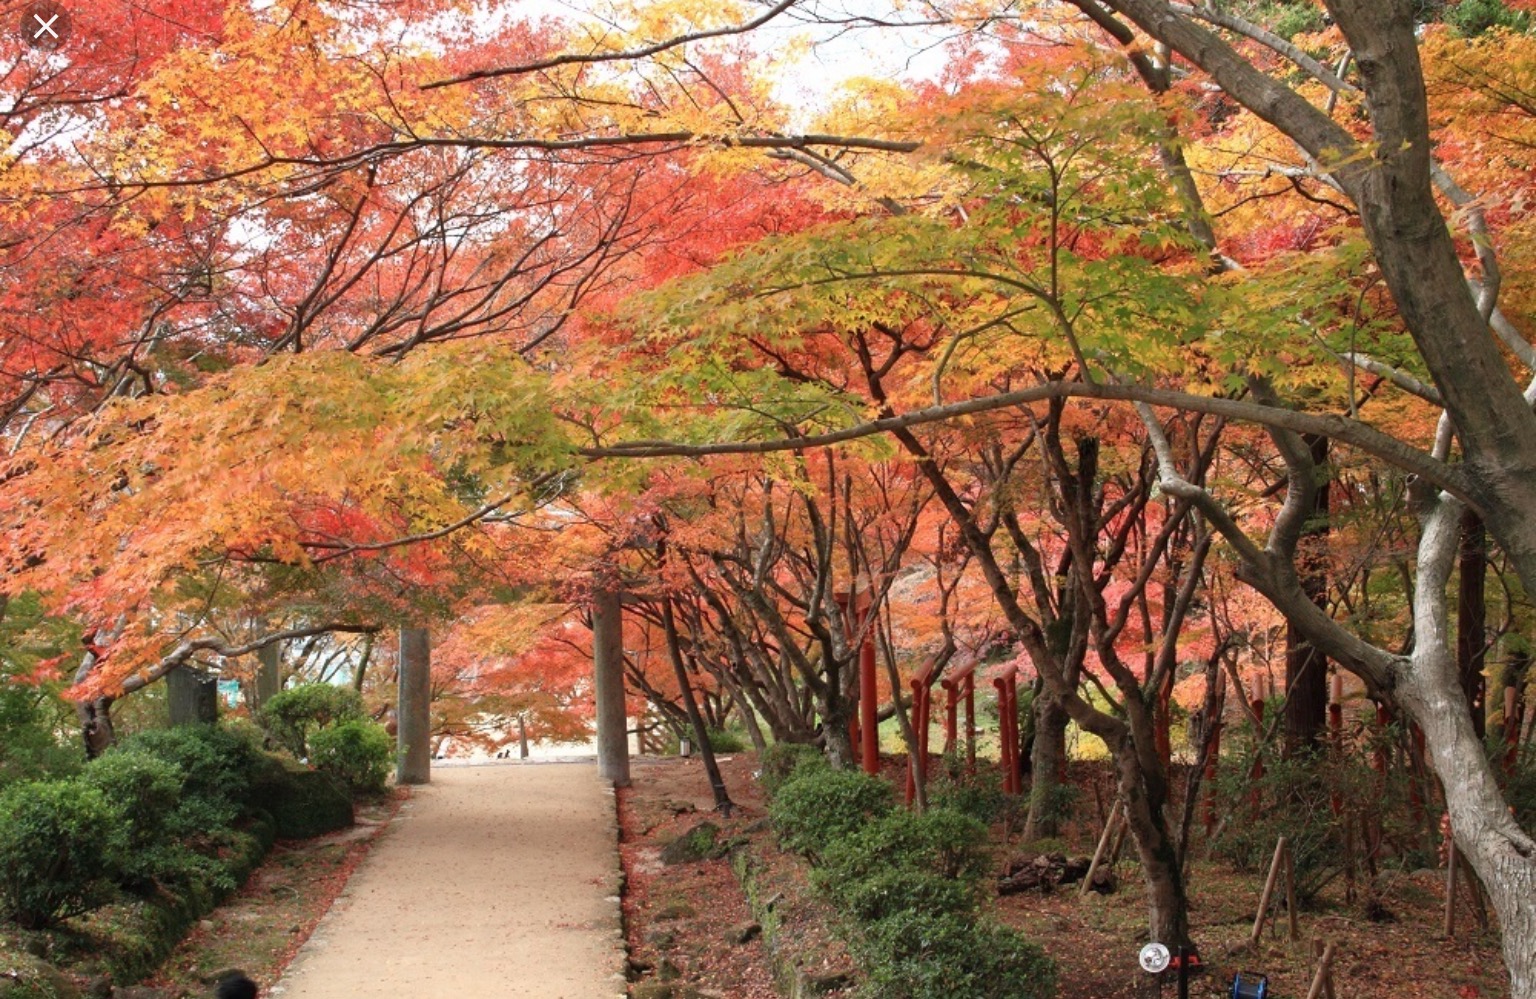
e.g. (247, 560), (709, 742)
(1311, 939), (1336, 999)
(1304, 942), (1336, 999)
(1109, 811), (1130, 866)
(1081, 799), (1122, 897)
(1444, 838), (1459, 938)
(1251, 835), (1288, 947)
(1285, 842), (1300, 942)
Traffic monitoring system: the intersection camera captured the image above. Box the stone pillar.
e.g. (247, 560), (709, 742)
(167, 666), (218, 726)
(254, 642), (281, 713)
(592, 587), (630, 787)
(396, 627), (431, 785)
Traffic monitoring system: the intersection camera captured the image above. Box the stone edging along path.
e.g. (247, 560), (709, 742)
(270, 761), (626, 999)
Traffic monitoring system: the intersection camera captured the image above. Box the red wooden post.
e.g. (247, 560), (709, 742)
(965, 672), (976, 774)
(1203, 718), (1222, 836)
(994, 670), (1020, 795)
(858, 594), (879, 776)
(1005, 670), (1021, 795)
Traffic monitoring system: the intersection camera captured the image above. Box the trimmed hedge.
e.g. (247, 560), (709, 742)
(761, 750), (1055, 999)
(308, 719), (392, 795)
(0, 780), (118, 929)
(768, 766), (894, 861)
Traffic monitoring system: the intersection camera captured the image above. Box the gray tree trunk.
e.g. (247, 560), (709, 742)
(254, 642), (281, 714)
(1403, 501), (1536, 999)
(592, 586), (630, 787)
(396, 627), (431, 785)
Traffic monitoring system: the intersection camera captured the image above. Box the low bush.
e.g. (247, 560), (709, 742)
(308, 719), (392, 794)
(836, 868), (978, 923)
(816, 808), (990, 893)
(926, 757), (1006, 823)
(757, 742), (826, 798)
(81, 749), (182, 846)
(260, 684), (364, 759)
(705, 727), (749, 753)
(1444, 0), (1531, 36)
(121, 724), (265, 821)
(0, 779), (118, 928)
(768, 766), (893, 860)
(855, 910), (1056, 999)
(81, 748), (218, 893)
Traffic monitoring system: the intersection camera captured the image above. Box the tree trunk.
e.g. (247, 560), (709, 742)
(1458, 511), (1488, 739)
(518, 715), (530, 759)
(396, 627), (432, 785)
(1400, 499), (1536, 999)
(351, 632), (374, 693)
(662, 600), (734, 815)
(1112, 710), (1192, 948)
(592, 586), (631, 787)
(1285, 436), (1330, 755)
(1024, 692), (1069, 840)
(255, 642), (281, 713)
(735, 696), (769, 754)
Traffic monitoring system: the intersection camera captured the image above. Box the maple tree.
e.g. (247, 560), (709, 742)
(4, 0), (1536, 991)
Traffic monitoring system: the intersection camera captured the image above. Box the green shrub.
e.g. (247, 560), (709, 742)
(308, 719), (392, 794)
(1445, 0), (1531, 35)
(855, 911), (1056, 999)
(122, 724), (263, 811)
(248, 761), (353, 840)
(81, 748), (183, 844)
(836, 868), (979, 923)
(1210, 733), (1393, 897)
(769, 767), (893, 860)
(817, 808), (991, 893)
(705, 727), (749, 753)
(0, 779), (119, 928)
(927, 758), (1007, 823)
(82, 744), (247, 893)
(260, 684), (364, 758)
(757, 742), (827, 798)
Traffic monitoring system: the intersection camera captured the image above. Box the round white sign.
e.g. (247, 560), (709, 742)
(1138, 942), (1171, 974)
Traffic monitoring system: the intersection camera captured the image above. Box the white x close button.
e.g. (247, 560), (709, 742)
(20, 2), (70, 50)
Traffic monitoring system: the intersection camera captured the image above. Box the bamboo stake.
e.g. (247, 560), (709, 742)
(1304, 942), (1337, 999)
(1444, 838), (1459, 938)
(1081, 799), (1122, 897)
(1285, 842), (1300, 942)
(1251, 835), (1288, 946)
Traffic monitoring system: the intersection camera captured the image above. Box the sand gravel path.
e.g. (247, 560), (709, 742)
(270, 762), (625, 999)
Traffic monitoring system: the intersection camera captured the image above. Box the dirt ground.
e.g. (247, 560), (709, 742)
(269, 762), (625, 999)
(618, 752), (1512, 999)
(618, 755), (785, 999)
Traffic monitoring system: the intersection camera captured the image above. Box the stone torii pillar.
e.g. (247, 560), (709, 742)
(592, 586), (630, 787)
(396, 627), (432, 785)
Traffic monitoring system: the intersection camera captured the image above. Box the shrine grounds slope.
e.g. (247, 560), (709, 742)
(270, 762), (626, 999)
